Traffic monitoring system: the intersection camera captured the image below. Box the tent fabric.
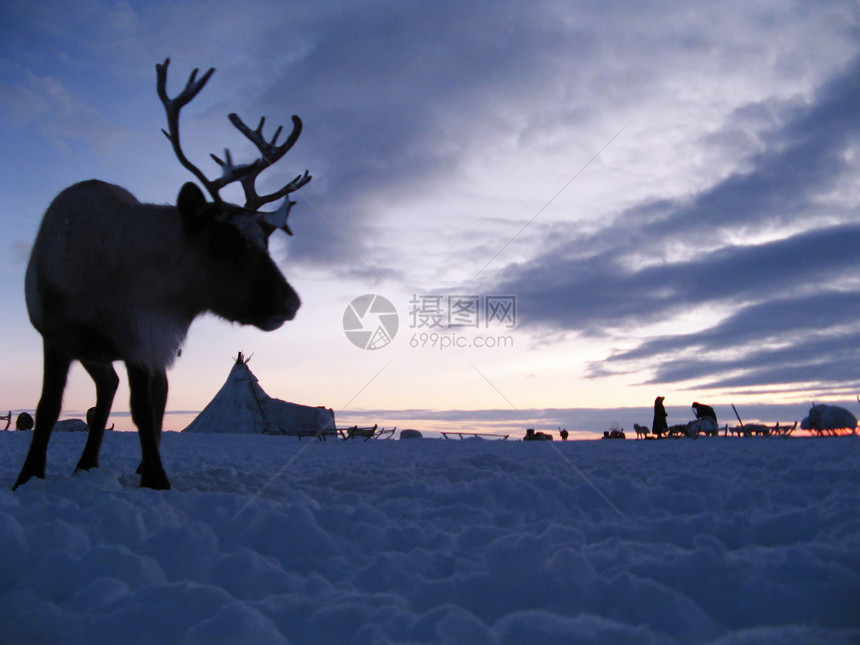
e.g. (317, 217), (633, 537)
(182, 356), (335, 435)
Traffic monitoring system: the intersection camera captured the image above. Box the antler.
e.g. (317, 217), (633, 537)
(155, 58), (310, 234)
(156, 59), (255, 201)
(213, 113), (312, 210)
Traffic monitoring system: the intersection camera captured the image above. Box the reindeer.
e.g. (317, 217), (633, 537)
(13, 59), (310, 490)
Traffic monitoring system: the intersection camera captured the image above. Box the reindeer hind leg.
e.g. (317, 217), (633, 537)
(75, 361), (119, 473)
(127, 364), (170, 490)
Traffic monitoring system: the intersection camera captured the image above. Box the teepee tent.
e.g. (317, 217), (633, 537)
(182, 353), (336, 436)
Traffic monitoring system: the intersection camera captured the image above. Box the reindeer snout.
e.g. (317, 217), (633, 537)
(267, 283), (300, 328)
(250, 275), (300, 331)
(284, 289), (301, 321)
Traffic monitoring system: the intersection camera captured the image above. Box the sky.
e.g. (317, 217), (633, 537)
(1, 0), (860, 437)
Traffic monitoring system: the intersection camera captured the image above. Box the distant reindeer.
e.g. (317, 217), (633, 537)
(14, 59), (310, 490)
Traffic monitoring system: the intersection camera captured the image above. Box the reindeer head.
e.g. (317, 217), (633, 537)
(156, 59), (307, 330)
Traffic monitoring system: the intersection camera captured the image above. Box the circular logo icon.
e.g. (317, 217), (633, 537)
(343, 294), (399, 350)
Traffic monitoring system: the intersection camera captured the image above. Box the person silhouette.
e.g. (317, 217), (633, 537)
(652, 396), (668, 437)
(692, 402), (717, 424)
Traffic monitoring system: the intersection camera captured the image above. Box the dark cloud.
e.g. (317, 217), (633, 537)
(622, 291), (860, 358)
(606, 54), (860, 251)
(136, 1), (860, 288)
(252, 2), (563, 266)
(487, 54), (860, 393)
(501, 223), (860, 332)
(610, 331), (860, 391)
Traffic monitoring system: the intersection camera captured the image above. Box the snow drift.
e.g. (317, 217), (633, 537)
(1, 432), (858, 644)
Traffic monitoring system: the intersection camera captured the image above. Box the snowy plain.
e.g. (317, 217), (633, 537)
(1, 430), (858, 645)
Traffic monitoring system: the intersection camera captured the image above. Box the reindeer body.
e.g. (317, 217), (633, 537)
(29, 181), (194, 371)
(27, 180), (297, 371)
(15, 179), (301, 490)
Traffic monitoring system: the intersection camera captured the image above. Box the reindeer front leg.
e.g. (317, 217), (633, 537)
(13, 342), (71, 489)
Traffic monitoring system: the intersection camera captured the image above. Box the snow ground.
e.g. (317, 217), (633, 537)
(1, 431), (858, 644)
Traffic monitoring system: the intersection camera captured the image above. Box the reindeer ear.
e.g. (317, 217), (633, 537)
(177, 182), (209, 228)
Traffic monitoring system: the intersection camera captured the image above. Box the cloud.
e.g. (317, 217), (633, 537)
(0, 72), (134, 154)
(498, 223), (860, 331)
(11, 241), (31, 265)
(8, 1), (857, 278)
(4, 0), (860, 402)
(596, 311), (860, 392)
(246, 2), (570, 266)
(259, 1), (860, 279)
(243, 2), (832, 268)
(486, 54), (860, 393)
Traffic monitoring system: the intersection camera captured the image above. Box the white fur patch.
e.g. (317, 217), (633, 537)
(126, 312), (188, 371)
